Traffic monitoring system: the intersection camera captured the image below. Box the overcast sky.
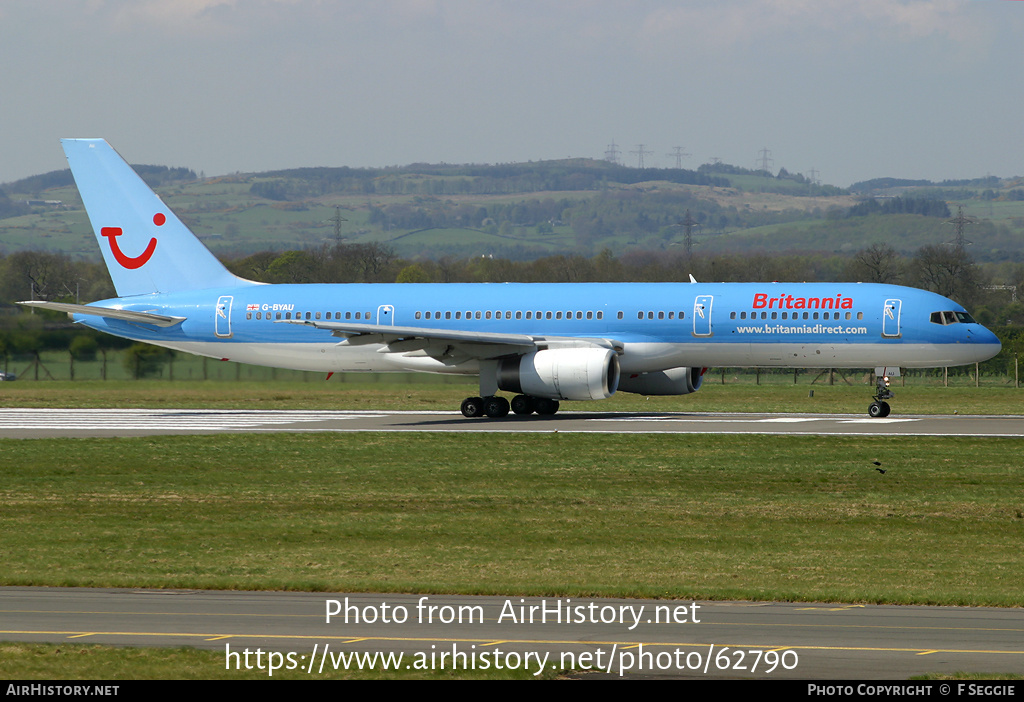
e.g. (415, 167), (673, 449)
(2, 0), (1022, 187)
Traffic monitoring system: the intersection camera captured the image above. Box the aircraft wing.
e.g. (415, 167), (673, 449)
(280, 319), (622, 358)
(17, 301), (186, 328)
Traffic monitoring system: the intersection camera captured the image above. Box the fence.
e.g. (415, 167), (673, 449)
(1, 350), (1018, 388)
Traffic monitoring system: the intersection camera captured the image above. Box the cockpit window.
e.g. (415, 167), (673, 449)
(930, 310), (977, 325)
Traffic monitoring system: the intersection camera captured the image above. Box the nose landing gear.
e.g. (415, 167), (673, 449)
(869, 368), (897, 418)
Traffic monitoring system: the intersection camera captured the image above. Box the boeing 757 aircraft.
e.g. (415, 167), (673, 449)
(20, 139), (1002, 418)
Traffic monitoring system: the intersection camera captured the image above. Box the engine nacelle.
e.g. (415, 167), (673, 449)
(497, 348), (620, 401)
(617, 367), (705, 396)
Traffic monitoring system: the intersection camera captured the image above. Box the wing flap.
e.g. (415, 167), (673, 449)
(280, 319), (624, 359)
(280, 319), (537, 347)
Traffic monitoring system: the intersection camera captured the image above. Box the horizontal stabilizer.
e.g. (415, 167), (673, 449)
(17, 301), (186, 328)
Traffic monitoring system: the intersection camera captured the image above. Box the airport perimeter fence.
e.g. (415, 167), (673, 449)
(0, 349), (1021, 389)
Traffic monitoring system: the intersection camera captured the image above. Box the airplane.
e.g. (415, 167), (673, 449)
(20, 139), (1002, 419)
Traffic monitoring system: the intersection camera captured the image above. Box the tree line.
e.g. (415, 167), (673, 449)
(3, 243), (1023, 379)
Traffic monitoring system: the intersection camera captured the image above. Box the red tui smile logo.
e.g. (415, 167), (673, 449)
(100, 213), (163, 269)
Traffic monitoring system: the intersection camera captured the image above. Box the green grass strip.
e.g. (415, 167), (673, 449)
(0, 643), (551, 680)
(2, 433), (1021, 605)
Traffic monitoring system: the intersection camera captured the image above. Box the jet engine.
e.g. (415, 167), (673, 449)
(497, 348), (620, 401)
(617, 366), (705, 395)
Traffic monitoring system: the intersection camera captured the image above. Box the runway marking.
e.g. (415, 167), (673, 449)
(0, 408), (385, 431)
(589, 417), (918, 424)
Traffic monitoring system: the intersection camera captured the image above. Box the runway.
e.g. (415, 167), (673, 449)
(2, 407), (1024, 438)
(3, 587), (1023, 679)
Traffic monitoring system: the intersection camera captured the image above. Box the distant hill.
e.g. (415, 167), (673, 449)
(3, 164), (196, 196)
(3, 156), (1024, 263)
(850, 175), (1002, 194)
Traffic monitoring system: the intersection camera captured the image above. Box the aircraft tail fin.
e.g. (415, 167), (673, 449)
(61, 138), (253, 297)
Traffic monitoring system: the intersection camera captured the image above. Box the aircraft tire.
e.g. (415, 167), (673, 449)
(868, 401), (891, 418)
(484, 395), (510, 418)
(461, 397), (485, 418)
(511, 395), (535, 415)
(534, 398), (559, 415)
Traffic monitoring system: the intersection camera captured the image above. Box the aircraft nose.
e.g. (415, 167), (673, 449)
(969, 325), (1001, 360)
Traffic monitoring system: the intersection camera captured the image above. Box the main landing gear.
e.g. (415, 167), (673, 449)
(869, 373), (894, 418)
(460, 394), (559, 418)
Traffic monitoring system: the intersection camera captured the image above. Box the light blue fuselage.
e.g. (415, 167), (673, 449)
(79, 281), (1001, 375)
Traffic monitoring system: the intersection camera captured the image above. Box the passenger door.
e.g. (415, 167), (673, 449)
(377, 304), (395, 326)
(215, 295), (233, 338)
(882, 298), (901, 338)
(693, 295), (713, 337)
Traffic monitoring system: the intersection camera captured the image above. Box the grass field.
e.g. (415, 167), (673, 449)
(1, 368), (1021, 415)
(2, 432), (1022, 606)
